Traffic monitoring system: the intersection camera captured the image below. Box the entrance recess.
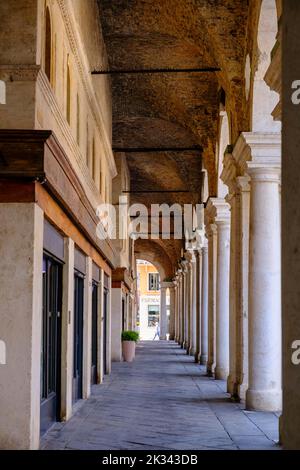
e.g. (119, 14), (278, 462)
(73, 272), (84, 403)
(40, 254), (62, 435)
(91, 282), (98, 385)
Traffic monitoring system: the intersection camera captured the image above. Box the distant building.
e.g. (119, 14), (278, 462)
(137, 260), (170, 340)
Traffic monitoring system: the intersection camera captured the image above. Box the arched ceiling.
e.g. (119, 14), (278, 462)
(97, 0), (249, 274)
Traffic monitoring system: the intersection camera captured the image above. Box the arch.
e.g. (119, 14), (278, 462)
(134, 239), (173, 281)
(217, 110), (230, 198)
(45, 6), (52, 83)
(251, 0), (281, 132)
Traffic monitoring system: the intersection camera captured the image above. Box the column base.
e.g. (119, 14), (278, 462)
(237, 382), (248, 401)
(246, 388), (282, 412)
(206, 362), (215, 377)
(227, 374), (238, 396)
(194, 351), (199, 363)
(215, 366), (229, 381)
(199, 354), (208, 365)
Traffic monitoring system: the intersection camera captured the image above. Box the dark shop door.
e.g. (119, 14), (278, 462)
(103, 288), (108, 375)
(91, 282), (98, 385)
(40, 255), (62, 435)
(73, 272), (84, 403)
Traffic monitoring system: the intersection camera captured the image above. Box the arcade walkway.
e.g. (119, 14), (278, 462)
(41, 342), (280, 450)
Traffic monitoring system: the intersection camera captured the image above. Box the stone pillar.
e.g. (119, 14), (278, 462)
(83, 257), (93, 399)
(0, 203), (43, 449)
(169, 285), (175, 340)
(179, 269), (185, 346)
(183, 261), (189, 350)
(200, 245), (209, 365)
(281, 2), (300, 447)
(195, 249), (202, 362)
(187, 252), (197, 355)
(160, 283), (168, 340)
(214, 201), (231, 381)
(226, 191), (239, 396)
(246, 164), (282, 411)
(174, 278), (178, 342)
(234, 132), (281, 411)
(236, 176), (250, 400)
(61, 237), (74, 420)
(206, 222), (217, 376)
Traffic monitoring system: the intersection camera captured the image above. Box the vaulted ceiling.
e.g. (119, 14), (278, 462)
(97, 0), (250, 276)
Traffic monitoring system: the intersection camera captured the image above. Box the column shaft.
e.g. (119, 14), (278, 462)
(246, 168), (282, 411)
(200, 246), (208, 365)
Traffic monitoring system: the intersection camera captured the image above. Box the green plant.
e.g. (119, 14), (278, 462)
(121, 330), (139, 342)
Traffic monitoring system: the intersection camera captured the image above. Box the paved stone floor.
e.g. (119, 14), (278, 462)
(41, 341), (281, 450)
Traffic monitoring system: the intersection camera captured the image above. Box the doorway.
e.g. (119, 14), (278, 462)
(102, 286), (108, 375)
(91, 282), (98, 385)
(73, 272), (84, 403)
(40, 254), (62, 435)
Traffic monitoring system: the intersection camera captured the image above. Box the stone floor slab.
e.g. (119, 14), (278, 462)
(41, 341), (280, 450)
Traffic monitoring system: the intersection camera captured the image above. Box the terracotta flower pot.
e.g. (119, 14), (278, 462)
(122, 340), (136, 362)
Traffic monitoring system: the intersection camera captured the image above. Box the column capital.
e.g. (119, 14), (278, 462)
(236, 175), (250, 192)
(206, 197), (231, 226)
(221, 150), (238, 196)
(232, 132), (281, 177)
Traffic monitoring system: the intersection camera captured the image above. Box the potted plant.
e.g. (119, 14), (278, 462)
(121, 330), (139, 362)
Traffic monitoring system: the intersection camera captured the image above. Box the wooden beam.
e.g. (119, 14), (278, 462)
(92, 67), (220, 75)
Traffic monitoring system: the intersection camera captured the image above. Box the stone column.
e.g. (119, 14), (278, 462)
(234, 132), (281, 411)
(214, 201), (231, 381)
(187, 252), (197, 355)
(83, 257), (93, 398)
(205, 222), (217, 376)
(0, 203), (43, 449)
(183, 261), (190, 350)
(226, 191), (239, 396)
(195, 249), (202, 362)
(174, 278), (178, 342)
(179, 268), (185, 346)
(200, 245), (209, 365)
(169, 285), (175, 340)
(246, 164), (281, 411)
(61, 237), (74, 420)
(236, 176), (250, 400)
(160, 283), (168, 340)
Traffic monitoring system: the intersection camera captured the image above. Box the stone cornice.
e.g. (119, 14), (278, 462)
(57, 0), (117, 178)
(0, 64), (40, 81)
(233, 132), (281, 175)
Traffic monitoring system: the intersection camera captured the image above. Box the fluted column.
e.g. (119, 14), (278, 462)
(200, 244), (208, 365)
(214, 201), (231, 381)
